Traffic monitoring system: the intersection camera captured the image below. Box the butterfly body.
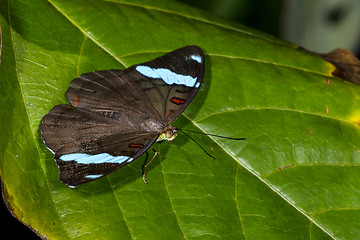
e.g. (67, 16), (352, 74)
(40, 45), (204, 187)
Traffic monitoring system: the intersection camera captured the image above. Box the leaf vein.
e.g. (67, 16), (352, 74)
(47, 0), (128, 68)
(159, 147), (187, 239)
(235, 164), (248, 239)
(195, 107), (351, 125)
(107, 179), (135, 240)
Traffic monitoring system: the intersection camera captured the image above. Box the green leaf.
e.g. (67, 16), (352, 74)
(1, 0), (359, 239)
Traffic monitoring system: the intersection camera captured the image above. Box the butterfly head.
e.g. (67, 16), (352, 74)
(157, 126), (178, 142)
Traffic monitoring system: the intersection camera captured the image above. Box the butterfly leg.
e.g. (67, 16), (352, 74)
(142, 148), (158, 184)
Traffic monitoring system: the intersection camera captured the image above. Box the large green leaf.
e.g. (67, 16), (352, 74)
(1, 0), (359, 239)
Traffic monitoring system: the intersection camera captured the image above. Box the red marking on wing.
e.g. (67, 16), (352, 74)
(170, 97), (185, 105)
(74, 96), (79, 105)
(129, 144), (144, 148)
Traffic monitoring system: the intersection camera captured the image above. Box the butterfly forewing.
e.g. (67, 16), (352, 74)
(131, 45), (204, 123)
(40, 45), (205, 187)
(66, 69), (163, 121)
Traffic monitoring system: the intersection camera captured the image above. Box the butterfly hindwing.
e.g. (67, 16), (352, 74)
(40, 45), (205, 187)
(56, 137), (157, 187)
(41, 104), (158, 186)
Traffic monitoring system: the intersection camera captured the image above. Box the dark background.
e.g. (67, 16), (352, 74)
(1, 0), (359, 239)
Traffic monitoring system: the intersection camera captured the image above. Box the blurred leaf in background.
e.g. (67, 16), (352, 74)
(180, 0), (360, 56)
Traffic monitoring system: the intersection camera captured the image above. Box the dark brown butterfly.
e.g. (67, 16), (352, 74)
(40, 45), (205, 187)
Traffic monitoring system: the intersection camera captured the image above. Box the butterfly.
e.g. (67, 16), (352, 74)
(40, 45), (205, 187)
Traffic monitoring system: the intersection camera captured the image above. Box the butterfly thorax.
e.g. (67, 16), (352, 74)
(142, 118), (165, 132)
(141, 118), (177, 142)
(157, 126), (178, 142)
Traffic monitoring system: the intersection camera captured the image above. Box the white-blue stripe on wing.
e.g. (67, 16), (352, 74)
(136, 66), (198, 88)
(60, 153), (133, 164)
(190, 55), (202, 63)
(85, 174), (103, 179)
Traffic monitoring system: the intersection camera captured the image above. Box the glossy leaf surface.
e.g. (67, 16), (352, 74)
(0, 0), (359, 239)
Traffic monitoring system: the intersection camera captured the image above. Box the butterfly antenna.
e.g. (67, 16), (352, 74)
(179, 129), (215, 159)
(181, 129), (246, 140)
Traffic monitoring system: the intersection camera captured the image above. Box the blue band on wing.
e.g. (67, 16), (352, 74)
(190, 55), (202, 63)
(85, 174), (103, 179)
(60, 153), (133, 164)
(136, 66), (198, 88)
